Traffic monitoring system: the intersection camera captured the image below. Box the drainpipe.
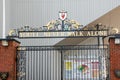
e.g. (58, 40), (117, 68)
(3, 0), (6, 38)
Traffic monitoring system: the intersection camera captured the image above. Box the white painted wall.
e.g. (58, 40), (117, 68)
(10, 0), (120, 28)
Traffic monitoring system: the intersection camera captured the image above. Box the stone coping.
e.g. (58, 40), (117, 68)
(0, 38), (20, 44)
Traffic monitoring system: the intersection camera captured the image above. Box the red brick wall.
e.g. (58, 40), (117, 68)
(109, 38), (120, 80)
(0, 40), (19, 80)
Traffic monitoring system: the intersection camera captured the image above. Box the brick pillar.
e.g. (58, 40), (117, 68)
(109, 37), (120, 80)
(0, 39), (20, 80)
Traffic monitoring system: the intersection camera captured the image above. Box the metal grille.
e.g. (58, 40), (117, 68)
(16, 45), (109, 80)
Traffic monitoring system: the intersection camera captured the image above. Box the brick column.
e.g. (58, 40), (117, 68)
(109, 37), (120, 80)
(0, 39), (20, 80)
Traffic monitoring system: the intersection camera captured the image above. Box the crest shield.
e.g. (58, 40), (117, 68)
(59, 11), (67, 20)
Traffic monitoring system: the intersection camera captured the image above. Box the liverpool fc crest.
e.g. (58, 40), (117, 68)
(59, 10), (67, 20)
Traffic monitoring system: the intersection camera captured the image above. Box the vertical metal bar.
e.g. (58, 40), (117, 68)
(90, 49), (92, 79)
(102, 37), (105, 48)
(53, 48), (55, 80)
(51, 49), (54, 80)
(29, 48), (31, 80)
(98, 48), (101, 80)
(50, 47), (51, 80)
(56, 50), (58, 80)
(25, 50), (26, 80)
(26, 50), (28, 80)
(92, 48), (93, 80)
(44, 47), (48, 80)
(30, 48), (32, 80)
(25, 50), (27, 80)
(16, 50), (18, 80)
(33, 49), (34, 80)
(39, 47), (41, 80)
(55, 48), (56, 80)
(47, 48), (49, 80)
(73, 49), (74, 80)
(37, 49), (39, 80)
(107, 46), (110, 80)
(94, 47), (96, 80)
(84, 48), (85, 79)
(33, 49), (35, 80)
(70, 48), (71, 80)
(58, 50), (61, 80)
(45, 48), (47, 80)
(78, 47), (79, 80)
(61, 47), (63, 80)
(86, 48), (88, 80)
(79, 47), (83, 79)
(76, 48), (78, 80)
(32, 48), (34, 80)
(62, 21), (64, 30)
(35, 49), (36, 80)
(42, 49), (44, 80)
(96, 24), (100, 47)
(94, 48), (96, 80)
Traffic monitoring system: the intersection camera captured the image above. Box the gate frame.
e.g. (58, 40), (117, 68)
(16, 45), (110, 80)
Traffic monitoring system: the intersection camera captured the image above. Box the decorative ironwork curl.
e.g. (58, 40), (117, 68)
(8, 18), (83, 37)
(0, 72), (9, 80)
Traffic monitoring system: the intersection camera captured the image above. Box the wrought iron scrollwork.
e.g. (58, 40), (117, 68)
(17, 51), (26, 80)
(114, 70), (120, 78)
(8, 20), (82, 37)
(8, 11), (83, 37)
(0, 72), (9, 80)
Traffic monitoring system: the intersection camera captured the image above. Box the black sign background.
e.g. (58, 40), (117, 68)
(17, 30), (108, 38)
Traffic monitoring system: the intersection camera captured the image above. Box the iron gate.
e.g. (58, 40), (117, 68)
(16, 45), (109, 80)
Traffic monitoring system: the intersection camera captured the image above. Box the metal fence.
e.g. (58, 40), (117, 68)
(16, 45), (109, 80)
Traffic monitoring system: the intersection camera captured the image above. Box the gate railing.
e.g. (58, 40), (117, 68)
(16, 45), (109, 80)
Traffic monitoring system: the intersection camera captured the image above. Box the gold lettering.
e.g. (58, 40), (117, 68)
(79, 32), (84, 36)
(91, 31), (94, 36)
(19, 33), (22, 37)
(56, 32), (59, 36)
(27, 33), (30, 37)
(104, 31), (107, 36)
(87, 32), (91, 36)
(44, 32), (49, 37)
(35, 32), (38, 37)
(94, 31), (98, 36)
(67, 32), (72, 36)
(98, 31), (103, 36)
(61, 32), (64, 36)
(71, 32), (76, 36)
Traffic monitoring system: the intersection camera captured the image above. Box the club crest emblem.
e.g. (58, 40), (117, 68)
(59, 11), (67, 20)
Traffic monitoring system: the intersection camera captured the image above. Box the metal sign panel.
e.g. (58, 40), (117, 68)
(17, 30), (108, 38)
